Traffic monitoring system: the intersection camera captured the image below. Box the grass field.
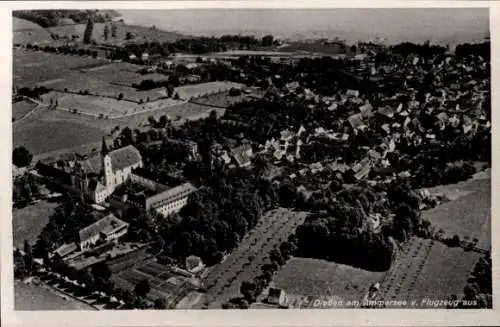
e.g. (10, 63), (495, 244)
(197, 208), (309, 308)
(13, 49), (108, 88)
(273, 257), (385, 307)
(12, 100), (37, 121)
(14, 112), (106, 155)
(15, 280), (95, 310)
(12, 200), (59, 248)
(175, 81), (244, 100)
(422, 178), (491, 248)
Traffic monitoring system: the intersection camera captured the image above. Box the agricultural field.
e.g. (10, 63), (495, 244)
(13, 49), (108, 88)
(196, 208), (309, 309)
(175, 81), (245, 100)
(378, 238), (481, 307)
(422, 178), (491, 248)
(40, 91), (142, 117)
(272, 257), (386, 308)
(12, 200), (59, 248)
(12, 100), (37, 121)
(112, 259), (195, 308)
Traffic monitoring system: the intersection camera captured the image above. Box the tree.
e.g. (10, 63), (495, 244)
(122, 289), (135, 305)
(117, 93), (124, 100)
(13, 146), (33, 168)
(262, 35), (274, 47)
(134, 279), (151, 297)
(154, 297), (167, 309)
(125, 31), (134, 40)
(103, 24), (109, 40)
(14, 249), (26, 278)
(240, 281), (256, 302)
(111, 24), (117, 38)
(23, 240), (34, 274)
(83, 14), (94, 44)
(91, 261), (111, 282)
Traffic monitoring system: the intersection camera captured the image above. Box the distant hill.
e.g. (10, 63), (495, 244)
(13, 17), (45, 31)
(47, 21), (187, 45)
(13, 10), (120, 28)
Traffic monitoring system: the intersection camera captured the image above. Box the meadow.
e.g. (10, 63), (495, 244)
(13, 110), (107, 155)
(273, 257), (385, 307)
(13, 49), (108, 88)
(12, 200), (59, 248)
(422, 178), (491, 248)
(12, 100), (37, 121)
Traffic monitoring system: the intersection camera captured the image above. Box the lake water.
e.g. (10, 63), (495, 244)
(119, 8), (489, 45)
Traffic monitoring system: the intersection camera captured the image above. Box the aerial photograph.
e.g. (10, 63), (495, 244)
(11, 8), (491, 310)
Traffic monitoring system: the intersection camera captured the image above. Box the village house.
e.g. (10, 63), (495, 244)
(267, 288), (288, 307)
(79, 213), (129, 251)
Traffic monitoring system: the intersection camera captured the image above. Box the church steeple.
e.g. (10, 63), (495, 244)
(101, 137), (109, 156)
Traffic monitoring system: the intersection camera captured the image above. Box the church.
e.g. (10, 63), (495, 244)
(72, 138), (143, 204)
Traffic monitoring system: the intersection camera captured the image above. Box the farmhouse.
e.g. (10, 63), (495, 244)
(79, 213), (129, 251)
(267, 288), (288, 307)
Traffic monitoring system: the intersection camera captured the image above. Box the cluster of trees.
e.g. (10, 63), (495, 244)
(390, 41), (448, 59)
(13, 146), (33, 168)
(103, 24), (118, 40)
(13, 10), (119, 27)
(13, 241), (35, 279)
(295, 211), (395, 272)
(13, 173), (40, 206)
(35, 197), (100, 257)
(281, 180), (424, 271)
(25, 43), (99, 58)
(455, 41), (490, 60)
(16, 86), (50, 100)
(157, 168), (279, 266)
(446, 254), (492, 308)
(132, 79), (175, 97)
(106, 34), (268, 61)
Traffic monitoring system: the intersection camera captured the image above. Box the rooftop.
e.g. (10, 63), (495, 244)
(78, 214), (129, 243)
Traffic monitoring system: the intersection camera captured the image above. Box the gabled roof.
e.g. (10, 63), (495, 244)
(79, 214), (129, 243)
(54, 243), (77, 257)
(348, 114), (365, 129)
(80, 145), (142, 175)
(377, 106), (395, 118)
(231, 144), (253, 167)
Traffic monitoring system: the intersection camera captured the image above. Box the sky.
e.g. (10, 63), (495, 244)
(119, 8), (489, 45)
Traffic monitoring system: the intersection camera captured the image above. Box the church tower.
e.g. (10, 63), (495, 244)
(101, 137), (113, 188)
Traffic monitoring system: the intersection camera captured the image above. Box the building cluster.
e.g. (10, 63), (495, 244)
(37, 137), (196, 218)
